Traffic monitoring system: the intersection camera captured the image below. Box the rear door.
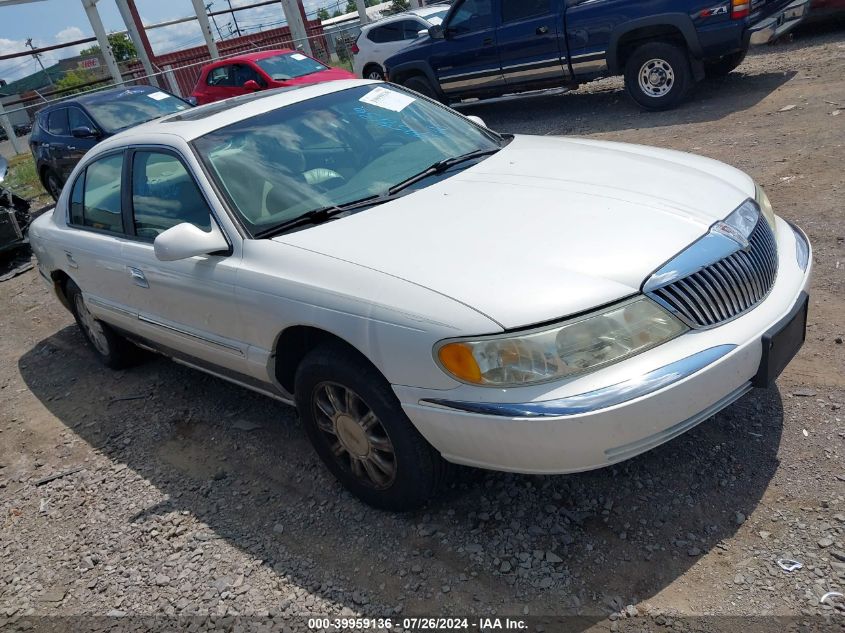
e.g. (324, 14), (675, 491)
(430, 0), (505, 98)
(66, 107), (99, 170)
(45, 108), (73, 180)
(497, 0), (568, 89)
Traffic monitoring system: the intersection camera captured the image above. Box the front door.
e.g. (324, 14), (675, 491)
(497, 0), (568, 89)
(119, 149), (247, 373)
(430, 0), (504, 98)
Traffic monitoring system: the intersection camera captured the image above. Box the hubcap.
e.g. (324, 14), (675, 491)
(312, 382), (397, 489)
(638, 59), (675, 98)
(74, 293), (109, 356)
(367, 70), (383, 80)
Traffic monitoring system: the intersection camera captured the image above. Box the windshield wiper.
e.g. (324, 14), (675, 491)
(254, 192), (405, 239)
(388, 148), (501, 196)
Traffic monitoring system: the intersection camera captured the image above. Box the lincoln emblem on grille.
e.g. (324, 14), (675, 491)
(711, 221), (751, 251)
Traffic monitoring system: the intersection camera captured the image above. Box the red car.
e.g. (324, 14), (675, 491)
(190, 49), (356, 105)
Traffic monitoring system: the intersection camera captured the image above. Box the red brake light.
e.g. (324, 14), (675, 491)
(351, 42), (360, 55)
(731, 0), (750, 18)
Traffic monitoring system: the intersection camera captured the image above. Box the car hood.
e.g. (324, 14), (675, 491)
(275, 135), (755, 330)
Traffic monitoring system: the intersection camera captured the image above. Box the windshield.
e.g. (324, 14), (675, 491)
(254, 53), (328, 81)
(85, 88), (190, 133)
(193, 84), (502, 236)
(425, 9), (449, 24)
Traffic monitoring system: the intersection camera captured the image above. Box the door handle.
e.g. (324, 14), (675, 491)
(536, 26), (549, 35)
(482, 37), (494, 46)
(128, 267), (149, 288)
(64, 251), (78, 269)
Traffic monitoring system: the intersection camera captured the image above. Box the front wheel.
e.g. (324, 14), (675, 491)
(295, 343), (447, 511)
(402, 75), (440, 101)
(66, 280), (137, 369)
(624, 42), (693, 111)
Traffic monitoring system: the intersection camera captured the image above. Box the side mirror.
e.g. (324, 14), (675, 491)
(153, 221), (228, 262)
(466, 115), (488, 128)
(428, 24), (445, 40)
(71, 126), (99, 139)
(417, 29), (428, 38)
(243, 79), (261, 91)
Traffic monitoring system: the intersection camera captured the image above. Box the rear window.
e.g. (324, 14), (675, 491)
(254, 53), (327, 81)
(82, 88), (190, 133)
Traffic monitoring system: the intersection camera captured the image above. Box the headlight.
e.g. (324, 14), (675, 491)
(755, 184), (776, 230)
(435, 298), (688, 387)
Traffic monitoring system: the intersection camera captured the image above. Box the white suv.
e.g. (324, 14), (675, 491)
(352, 6), (450, 80)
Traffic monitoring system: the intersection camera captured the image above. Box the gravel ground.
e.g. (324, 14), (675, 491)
(1, 21), (844, 633)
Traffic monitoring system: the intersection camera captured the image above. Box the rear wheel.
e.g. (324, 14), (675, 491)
(363, 64), (385, 80)
(66, 280), (137, 369)
(624, 42), (693, 111)
(704, 49), (747, 78)
(295, 343), (447, 511)
(43, 169), (62, 201)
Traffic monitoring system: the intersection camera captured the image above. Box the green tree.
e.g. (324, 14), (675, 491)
(386, 0), (409, 14)
(54, 69), (98, 96)
(317, 7), (331, 20)
(80, 33), (137, 63)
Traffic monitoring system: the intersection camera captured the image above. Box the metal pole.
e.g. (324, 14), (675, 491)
(206, 3), (225, 41)
(0, 101), (23, 156)
(190, 0), (220, 60)
(355, 0), (369, 25)
(225, 0), (242, 36)
(80, 0), (124, 86)
(114, 0), (160, 87)
(25, 38), (54, 86)
(280, 0), (313, 56)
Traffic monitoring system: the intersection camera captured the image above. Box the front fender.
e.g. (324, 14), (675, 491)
(607, 14), (703, 74)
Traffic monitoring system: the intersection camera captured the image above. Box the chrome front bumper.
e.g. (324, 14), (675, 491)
(748, 0), (811, 45)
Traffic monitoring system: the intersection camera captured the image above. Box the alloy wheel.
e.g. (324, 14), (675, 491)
(312, 381), (397, 489)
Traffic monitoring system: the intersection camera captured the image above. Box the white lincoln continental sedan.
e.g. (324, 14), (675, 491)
(29, 80), (812, 510)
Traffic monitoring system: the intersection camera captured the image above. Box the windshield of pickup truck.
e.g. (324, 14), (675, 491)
(193, 84), (503, 237)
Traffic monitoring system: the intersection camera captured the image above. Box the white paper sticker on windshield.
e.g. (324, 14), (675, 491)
(147, 91), (170, 101)
(290, 53), (308, 61)
(359, 87), (415, 112)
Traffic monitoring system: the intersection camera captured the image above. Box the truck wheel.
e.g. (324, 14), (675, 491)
(295, 342), (448, 511)
(403, 75), (440, 102)
(624, 42), (693, 111)
(66, 280), (137, 369)
(704, 49), (747, 79)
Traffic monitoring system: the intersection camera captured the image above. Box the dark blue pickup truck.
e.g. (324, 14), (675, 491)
(384, 0), (809, 110)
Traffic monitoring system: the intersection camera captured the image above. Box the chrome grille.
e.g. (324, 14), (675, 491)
(650, 218), (778, 328)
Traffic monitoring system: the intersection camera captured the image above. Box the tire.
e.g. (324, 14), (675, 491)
(363, 64), (385, 81)
(704, 49), (747, 79)
(624, 42), (693, 111)
(295, 342), (447, 511)
(43, 169), (62, 201)
(66, 280), (137, 369)
(403, 75), (439, 101)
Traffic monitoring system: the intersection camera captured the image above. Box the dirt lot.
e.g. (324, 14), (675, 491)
(1, 22), (844, 633)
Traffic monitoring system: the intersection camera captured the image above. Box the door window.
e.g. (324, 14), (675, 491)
(368, 23), (404, 43)
(47, 109), (69, 136)
(67, 107), (96, 132)
(207, 65), (233, 86)
(501, 0), (551, 22)
(231, 63), (265, 87)
(447, 0), (494, 34)
(70, 153), (125, 233)
(400, 20), (427, 40)
(131, 151), (212, 239)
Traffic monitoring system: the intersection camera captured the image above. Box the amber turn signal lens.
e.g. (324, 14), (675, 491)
(438, 343), (482, 384)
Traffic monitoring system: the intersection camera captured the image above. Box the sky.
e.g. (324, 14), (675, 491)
(0, 0), (341, 85)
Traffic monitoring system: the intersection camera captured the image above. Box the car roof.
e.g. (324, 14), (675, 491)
(35, 85), (172, 115)
(203, 49), (297, 67)
(362, 6), (448, 29)
(104, 79), (380, 145)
